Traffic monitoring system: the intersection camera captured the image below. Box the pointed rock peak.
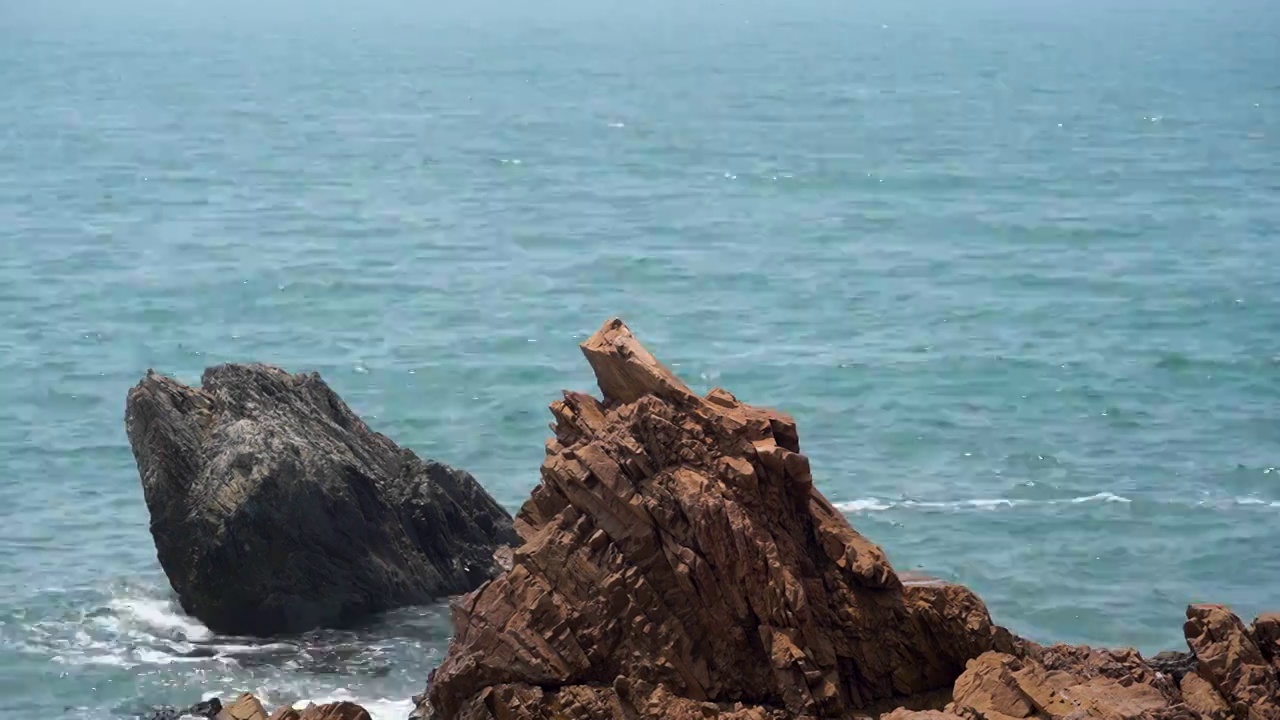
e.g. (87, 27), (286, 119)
(425, 320), (1011, 719)
(580, 318), (696, 405)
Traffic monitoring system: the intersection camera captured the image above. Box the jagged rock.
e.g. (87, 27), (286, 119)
(1253, 613), (1280, 672)
(947, 648), (1182, 719)
(881, 711), (964, 720)
(268, 702), (372, 720)
(188, 699), (224, 719)
(145, 697), (224, 720)
(216, 694), (267, 720)
(147, 696), (372, 720)
(423, 318), (1011, 719)
(1180, 671), (1233, 720)
(1149, 650), (1198, 683)
(886, 604), (1280, 719)
(1184, 604), (1280, 719)
(125, 364), (518, 635)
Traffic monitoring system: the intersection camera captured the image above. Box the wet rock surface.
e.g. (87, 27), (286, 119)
(125, 363), (518, 636)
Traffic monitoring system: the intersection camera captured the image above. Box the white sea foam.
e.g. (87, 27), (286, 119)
(835, 492), (1133, 513)
(1069, 492), (1131, 504)
(1234, 496), (1275, 506)
(110, 595), (214, 642)
(835, 498), (892, 512)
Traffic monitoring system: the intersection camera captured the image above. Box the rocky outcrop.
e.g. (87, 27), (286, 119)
(876, 604), (1280, 719)
(1184, 605), (1280, 719)
(219, 694), (268, 720)
(422, 318), (1014, 719)
(146, 694), (371, 720)
(268, 701), (372, 720)
(125, 364), (518, 636)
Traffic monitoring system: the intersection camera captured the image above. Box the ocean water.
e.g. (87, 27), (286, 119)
(2, 0), (1279, 716)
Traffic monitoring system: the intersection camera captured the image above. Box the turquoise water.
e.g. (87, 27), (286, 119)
(2, 0), (1279, 716)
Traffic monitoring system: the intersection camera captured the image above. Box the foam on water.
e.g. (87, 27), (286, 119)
(109, 596), (214, 643)
(834, 492), (1134, 513)
(6, 580), (448, 718)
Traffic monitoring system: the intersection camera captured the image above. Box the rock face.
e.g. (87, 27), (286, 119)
(423, 318), (1014, 719)
(126, 364), (518, 636)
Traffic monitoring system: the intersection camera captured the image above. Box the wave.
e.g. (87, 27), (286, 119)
(11, 581), (446, 720)
(835, 492), (1132, 513)
(835, 492), (1280, 513)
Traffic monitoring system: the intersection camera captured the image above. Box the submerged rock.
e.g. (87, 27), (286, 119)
(423, 318), (1013, 719)
(125, 364), (518, 636)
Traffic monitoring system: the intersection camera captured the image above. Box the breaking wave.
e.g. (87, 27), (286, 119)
(8, 580), (448, 719)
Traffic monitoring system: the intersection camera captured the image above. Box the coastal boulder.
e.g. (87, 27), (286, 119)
(125, 363), (518, 636)
(423, 318), (1012, 719)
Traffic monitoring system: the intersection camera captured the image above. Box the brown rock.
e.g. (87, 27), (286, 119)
(424, 318), (1010, 719)
(266, 702), (371, 720)
(1184, 604), (1280, 719)
(1179, 671), (1232, 720)
(948, 648), (1183, 720)
(880, 711), (964, 720)
(1253, 613), (1280, 671)
(217, 694), (268, 720)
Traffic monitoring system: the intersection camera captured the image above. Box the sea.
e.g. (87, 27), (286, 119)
(2, 0), (1278, 717)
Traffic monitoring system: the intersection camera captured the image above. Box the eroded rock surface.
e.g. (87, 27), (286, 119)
(423, 318), (1012, 719)
(126, 364), (518, 635)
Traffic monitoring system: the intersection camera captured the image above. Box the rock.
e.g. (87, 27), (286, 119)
(187, 699), (224, 719)
(1184, 604), (1280, 719)
(880, 711), (963, 720)
(268, 702), (373, 720)
(125, 364), (518, 636)
(145, 697), (224, 720)
(947, 648), (1180, 719)
(1179, 671), (1233, 720)
(1252, 613), (1280, 671)
(143, 695), (373, 720)
(216, 694), (267, 720)
(904, 604), (1280, 719)
(424, 318), (1011, 719)
(1149, 650), (1198, 683)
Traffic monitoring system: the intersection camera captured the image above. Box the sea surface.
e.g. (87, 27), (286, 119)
(2, 0), (1279, 717)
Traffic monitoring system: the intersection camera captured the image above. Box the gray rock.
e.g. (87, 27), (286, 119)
(125, 364), (518, 636)
(1147, 649), (1197, 682)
